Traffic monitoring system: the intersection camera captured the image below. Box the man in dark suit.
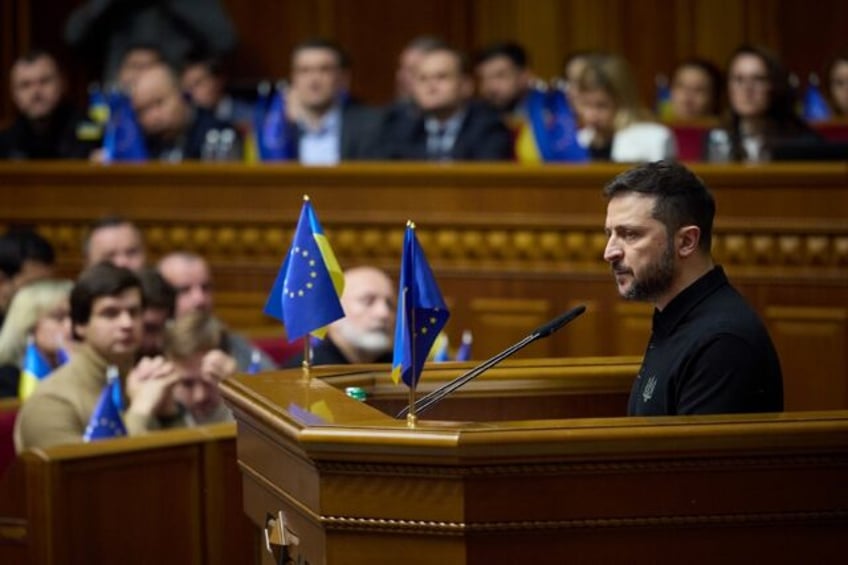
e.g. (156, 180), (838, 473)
(129, 62), (238, 161)
(378, 45), (512, 161)
(287, 39), (382, 163)
(0, 50), (95, 160)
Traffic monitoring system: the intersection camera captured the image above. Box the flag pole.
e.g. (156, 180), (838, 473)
(301, 337), (312, 383)
(406, 221), (418, 428)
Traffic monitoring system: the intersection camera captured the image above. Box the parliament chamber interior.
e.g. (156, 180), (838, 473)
(1, 1), (847, 564)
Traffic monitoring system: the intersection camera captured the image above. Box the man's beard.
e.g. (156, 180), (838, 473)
(617, 240), (676, 303)
(337, 322), (392, 355)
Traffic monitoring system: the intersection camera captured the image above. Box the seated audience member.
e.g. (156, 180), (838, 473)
(573, 54), (676, 162)
(164, 311), (236, 425)
(379, 45), (512, 161)
(0, 279), (73, 397)
(562, 50), (605, 106)
(286, 38), (382, 164)
(14, 263), (184, 452)
(708, 45), (819, 162)
(602, 161), (783, 415)
(114, 44), (164, 91)
(2, 227), (56, 290)
(157, 251), (276, 372)
(0, 229), (56, 329)
(0, 50), (94, 159)
(181, 55), (253, 129)
(669, 58), (723, 122)
(137, 268), (175, 358)
(284, 266), (395, 368)
(395, 36), (447, 104)
(83, 216), (147, 272)
(130, 62), (239, 161)
(474, 41), (533, 120)
(826, 54), (848, 117)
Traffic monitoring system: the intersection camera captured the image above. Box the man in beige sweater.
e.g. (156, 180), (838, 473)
(15, 263), (183, 452)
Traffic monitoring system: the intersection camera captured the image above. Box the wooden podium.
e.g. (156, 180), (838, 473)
(221, 358), (848, 565)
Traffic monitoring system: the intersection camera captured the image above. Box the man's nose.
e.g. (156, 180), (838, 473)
(603, 236), (621, 263)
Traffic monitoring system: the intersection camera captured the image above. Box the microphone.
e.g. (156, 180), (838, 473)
(396, 304), (586, 419)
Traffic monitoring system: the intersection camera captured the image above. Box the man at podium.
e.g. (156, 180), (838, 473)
(602, 161), (783, 416)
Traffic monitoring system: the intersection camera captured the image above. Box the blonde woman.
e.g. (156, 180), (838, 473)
(0, 279), (73, 398)
(573, 53), (676, 162)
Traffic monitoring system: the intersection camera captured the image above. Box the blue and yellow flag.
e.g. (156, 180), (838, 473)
(264, 196), (345, 341)
(102, 91), (147, 162)
(455, 330), (473, 361)
(547, 85), (589, 162)
(83, 371), (127, 441)
(18, 339), (52, 400)
(655, 74), (673, 121)
(391, 222), (450, 390)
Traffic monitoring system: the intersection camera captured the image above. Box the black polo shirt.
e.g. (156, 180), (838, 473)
(628, 266), (783, 416)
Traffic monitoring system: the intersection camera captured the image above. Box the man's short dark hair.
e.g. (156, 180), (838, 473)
(70, 262), (143, 332)
(603, 161), (715, 253)
(0, 235), (21, 279)
(475, 41), (528, 70)
(15, 49), (56, 67)
(291, 38), (351, 70)
(138, 267), (175, 317)
(5, 228), (55, 266)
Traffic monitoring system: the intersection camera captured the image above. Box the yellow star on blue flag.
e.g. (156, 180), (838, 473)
(391, 222), (450, 389)
(84, 370), (127, 441)
(264, 196), (345, 341)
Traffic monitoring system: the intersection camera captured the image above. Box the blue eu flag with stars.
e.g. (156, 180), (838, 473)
(264, 197), (345, 341)
(391, 222), (450, 390)
(84, 371), (127, 442)
(102, 91), (147, 162)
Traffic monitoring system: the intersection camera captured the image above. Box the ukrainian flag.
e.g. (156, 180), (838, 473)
(18, 339), (52, 400)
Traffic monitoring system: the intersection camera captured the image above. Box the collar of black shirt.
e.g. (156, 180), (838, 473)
(652, 265), (728, 338)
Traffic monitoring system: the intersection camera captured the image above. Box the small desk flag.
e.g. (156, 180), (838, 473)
(83, 367), (127, 441)
(264, 197), (345, 341)
(391, 222), (450, 390)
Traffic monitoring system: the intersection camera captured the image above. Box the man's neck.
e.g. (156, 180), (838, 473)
(655, 257), (715, 311)
(427, 104), (465, 124)
(301, 102), (337, 130)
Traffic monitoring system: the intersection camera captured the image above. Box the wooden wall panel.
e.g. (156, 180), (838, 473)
(469, 298), (552, 360)
(765, 306), (848, 411)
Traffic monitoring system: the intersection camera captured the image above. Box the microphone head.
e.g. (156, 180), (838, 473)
(534, 305), (586, 338)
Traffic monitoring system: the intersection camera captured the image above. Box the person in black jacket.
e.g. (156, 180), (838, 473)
(0, 50), (95, 160)
(378, 44), (512, 161)
(129, 62), (238, 161)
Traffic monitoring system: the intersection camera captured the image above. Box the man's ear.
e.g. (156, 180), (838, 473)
(73, 322), (86, 342)
(677, 225), (701, 258)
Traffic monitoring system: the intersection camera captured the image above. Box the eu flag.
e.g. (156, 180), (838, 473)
(102, 91), (148, 162)
(18, 339), (52, 400)
(264, 197), (345, 341)
(455, 329), (473, 361)
(83, 371), (127, 441)
(547, 84), (589, 162)
(391, 222), (450, 389)
(803, 75), (832, 122)
(256, 86), (296, 161)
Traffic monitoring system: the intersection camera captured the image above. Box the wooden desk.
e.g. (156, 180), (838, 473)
(222, 359), (848, 565)
(0, 424), (255, 565)
(2, 162), (847, 409)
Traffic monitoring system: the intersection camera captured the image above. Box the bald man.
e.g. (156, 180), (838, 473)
(158, 251), (276, 372)
(130, 62), (237, 161)
(284, 266), (396, 367)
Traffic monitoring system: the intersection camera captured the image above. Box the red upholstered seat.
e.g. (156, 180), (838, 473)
(252, 336), (304, 367)
(813, 121), (848, 142)
(0, 404), (18, 476)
